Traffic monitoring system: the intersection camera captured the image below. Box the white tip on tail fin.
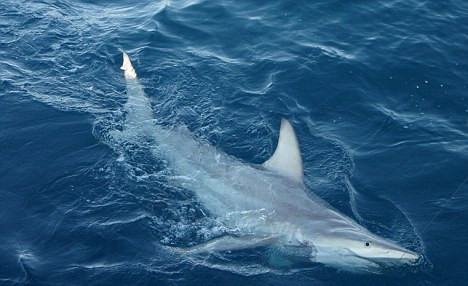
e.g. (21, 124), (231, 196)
(263, 118), (304, 183)
(121, 51), (137, 79)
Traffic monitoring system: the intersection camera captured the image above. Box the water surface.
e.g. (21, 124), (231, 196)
(1, 0), (467, 285)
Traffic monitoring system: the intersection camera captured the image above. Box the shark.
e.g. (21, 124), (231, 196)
(117, 51), (419, 270)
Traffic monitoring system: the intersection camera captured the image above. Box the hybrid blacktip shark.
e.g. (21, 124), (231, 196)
(119, 51), (419, 270)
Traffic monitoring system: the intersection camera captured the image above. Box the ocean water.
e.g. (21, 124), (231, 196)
(1, 0), (468, 285)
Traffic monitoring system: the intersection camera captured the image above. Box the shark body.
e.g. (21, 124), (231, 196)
(117, 51), (419, 270)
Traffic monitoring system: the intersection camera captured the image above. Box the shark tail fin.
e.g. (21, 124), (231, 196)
(121, 51), (137, 79)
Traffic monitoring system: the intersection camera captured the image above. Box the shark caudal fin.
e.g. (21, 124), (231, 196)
(121, 51), (137, 79)
(263, 119), (304, 183)
(119, 51), (154, 125)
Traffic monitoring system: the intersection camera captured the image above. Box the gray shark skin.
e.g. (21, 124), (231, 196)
(118, 51), (419, 271)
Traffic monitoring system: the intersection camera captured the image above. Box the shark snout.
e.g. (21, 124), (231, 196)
(392, 247), (419, 261)
(379, 241), (420, 261)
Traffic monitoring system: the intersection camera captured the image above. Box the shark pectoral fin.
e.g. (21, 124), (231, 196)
(175, 235), (278, 255)
(263, 118), (304, 183)
(268, 248), (294, 267)
(268, 244), (317, 267)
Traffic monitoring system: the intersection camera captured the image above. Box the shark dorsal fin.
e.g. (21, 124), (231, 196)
(263, 118), (304, 183)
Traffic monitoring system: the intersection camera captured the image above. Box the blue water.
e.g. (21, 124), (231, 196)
(1, 0), (467, 285)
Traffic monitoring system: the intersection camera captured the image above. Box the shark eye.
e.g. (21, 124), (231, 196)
(365, 241), (371, 248)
